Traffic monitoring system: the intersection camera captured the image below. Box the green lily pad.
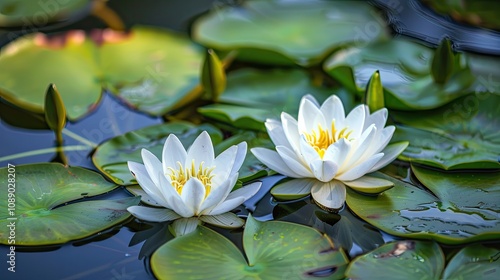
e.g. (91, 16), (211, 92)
(324, 38), (475, 110)
(151, 215), (349, 279)
(0, 0), (91, 28)
(0, 163), (138, 245)
(442, 244), (500, 280)
(346, 241), (500, 280)
(192, 0), (388, 66)
(0, 31), (101, 120)
(92, 122), (223, 185)
(346, 165), (500, 245)
(346, 240), (444, 279)
(198, 68), (353, 131)
(100, 27), (203, 115)
(468, 53), (500, 93)
(391, 93), (500, 169)
(0, 26), (203, 120)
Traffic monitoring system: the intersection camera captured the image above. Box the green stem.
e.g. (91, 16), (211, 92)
(62, 128), (98, 148)
(0, 145), (90, 162)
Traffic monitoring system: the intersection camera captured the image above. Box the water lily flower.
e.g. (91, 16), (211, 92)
(127, 131), (261, 236)
(251, 94), (408, 209)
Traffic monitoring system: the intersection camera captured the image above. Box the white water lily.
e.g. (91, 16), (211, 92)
(127, 131), (261, 236)
(251, 94), (408, 209)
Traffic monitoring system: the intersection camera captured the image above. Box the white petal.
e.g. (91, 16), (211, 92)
(207, 197), (245, 215)
(186, 131), (214, 167)
(180, 178), (206, 215)
(336, 153), (384, 181)
(364, 108), (387, 131)
(309, 159), (338, 182)
(343, 104), (366, 140)
(343, 124), (377, 168)
(324, 138), (351, 171)
(141, 149), (162, 186)
(127, 206), (181, 222)
(231, 142), (247, 175)
(276, 145), (312, 177)
(302, 94), (320, 107)
(213, 145), (238, 186)
(299, 98), (325, 133)
(271, 178), (315, 199)
(128, 161), (170, 208)
(320, 95), (345, 126)
(158, 172), (194, 218)
(225, 181), (261, 201)
(364, 126), (395, 156)
(298, 135), (321, 166)
(367, 141), (409, 173)
(199, 173), (238, 214)
(162, 134), (187, 173)
(199, 212), (244, 228)
(281, 112), (301, 154)
(311, 180), (346, 210)
(265, 119), (292, 149)
(344, 176), (393, 194)
(251, 148), (302, 178)
(171, 217), (199, 237)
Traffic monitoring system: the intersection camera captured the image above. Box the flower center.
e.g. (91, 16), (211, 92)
(167, 160), (214, 196)
(303, 121), (351, 158)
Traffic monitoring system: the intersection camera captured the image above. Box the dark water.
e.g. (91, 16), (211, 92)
(1, 0), (499, 279)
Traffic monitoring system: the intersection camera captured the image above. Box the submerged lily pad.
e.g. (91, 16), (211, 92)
(346, 241), (500, 280)
(391, 93), (500, 169)
(151, 215), (349, 279)
(324, 38), (475, 110)
(346, 165), (500, 245)
(0, 0), (91, 28)
(346, 240), (444, 279)
(198, 68), (353, 130)
(0, 163), (138, 245)
(192, 0), (388, 66)
(92, 122), (222, 185)
(0, 26), (203, 120)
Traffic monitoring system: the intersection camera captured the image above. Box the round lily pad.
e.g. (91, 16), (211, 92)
(100, 26), (204, 115)
(192, 0), (389, 66)
(346, 240), (500, 280)
(324, 38), (475, 110)
(92, 122), (223, 185)
(0, 163), (138, 245)
(0, 26), (203, 120)
(151, 214), (349, 279)
(346, 165), (500, 245)
(391, 93), (500, 169)
(346, 240), (444, 279)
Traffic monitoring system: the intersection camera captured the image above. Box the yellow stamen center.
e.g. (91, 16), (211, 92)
(167, 160), (214, 197)
(303, 121), (351, 158)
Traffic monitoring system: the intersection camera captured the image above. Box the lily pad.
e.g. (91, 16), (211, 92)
(346, 241), (500, 280)
(391, 93), (500, 169)
(324, 38), (475, 110)
(92, 122), (222, 185)
(151, 215), (349, 279)
(192, 0), (388, 66)
(0, 0), (91, 28)
(0, 163), (138, 245)
(346, 165), (500, 244)
(0, 26), (203, 120)
(346, 240), (444, 279)
(100, 27), (203, 115)
(198, 68), (353, 131)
